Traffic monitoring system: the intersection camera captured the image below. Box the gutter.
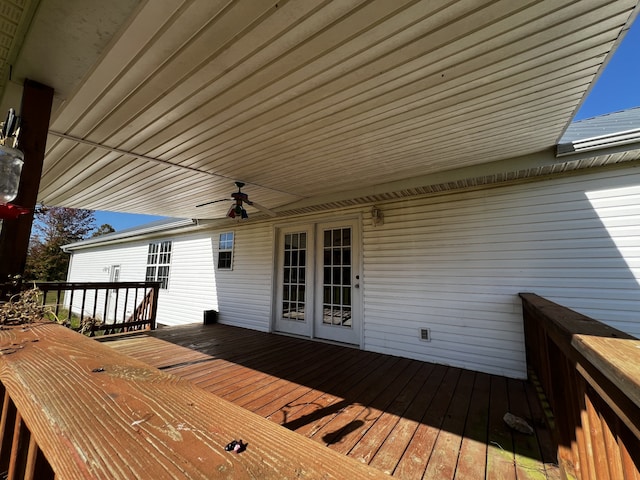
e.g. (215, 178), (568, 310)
(62, 218), (198, 252)
(557, 128), (640, 158)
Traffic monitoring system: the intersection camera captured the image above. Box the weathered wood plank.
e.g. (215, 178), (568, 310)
(523, 380), (561, 480)
(106, 324), (559, 479)
(289, 355), (399, 438)
(507, 378), (549, 480)
(270, 350), (382, 429)
(393, 367), (461, 479)
(349, 362), (436, 465)
(423, 369), (475, 480)
(486, 375), (516, 480)
(317, 358), (418, 453)
(369, 364), (448, 475)
(0, 323), (390, 479)
(453, 372), (490, 480)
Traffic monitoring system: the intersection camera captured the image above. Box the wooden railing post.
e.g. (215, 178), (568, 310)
(519, 293), (640, 480)
(149, 282), (159, 330)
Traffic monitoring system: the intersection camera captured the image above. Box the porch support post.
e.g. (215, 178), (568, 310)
(0, 80), (54, 295)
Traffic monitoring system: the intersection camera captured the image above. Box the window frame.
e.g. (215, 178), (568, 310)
(217, 232), (235, 270)
(145, 240), (172, 289)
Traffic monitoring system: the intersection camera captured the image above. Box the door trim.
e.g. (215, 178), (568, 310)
(313, 219), (361, 346)
(274, 226), (314, 337)
(272, 215), (362, 347)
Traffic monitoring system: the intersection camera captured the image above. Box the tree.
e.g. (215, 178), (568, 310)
(92, 224), (115, 237)
(24, 206), (96, 281)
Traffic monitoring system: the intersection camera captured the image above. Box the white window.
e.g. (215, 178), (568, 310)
(217, 232), (234, 270)
(146, 241), (172, 289)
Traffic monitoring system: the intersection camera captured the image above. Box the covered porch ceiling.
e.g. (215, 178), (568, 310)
(1, 0), (639, 220)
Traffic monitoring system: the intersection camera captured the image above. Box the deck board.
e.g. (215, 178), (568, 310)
(106, 324), (560, 479)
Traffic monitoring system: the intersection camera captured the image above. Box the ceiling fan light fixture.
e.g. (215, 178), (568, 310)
(227, 204), (248, 220)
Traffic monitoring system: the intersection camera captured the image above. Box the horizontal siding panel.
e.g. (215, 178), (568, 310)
(364, 329), (523, 361)
(369, 322), (523, 345)
(215, 223), (273, 332)
(364, 332), (525, 379)
(363, 167), (640, 377)
(157, 233), (217, 326)
(66, 166), (639, 379)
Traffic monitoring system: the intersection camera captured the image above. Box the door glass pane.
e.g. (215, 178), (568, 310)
(322, 227), (352, 328)
(281, 232), (307, 321)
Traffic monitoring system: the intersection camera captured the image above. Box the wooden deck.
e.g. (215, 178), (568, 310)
(105, 324), (560, 480)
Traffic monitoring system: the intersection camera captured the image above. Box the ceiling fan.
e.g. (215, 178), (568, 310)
(196, 181), (276, 219)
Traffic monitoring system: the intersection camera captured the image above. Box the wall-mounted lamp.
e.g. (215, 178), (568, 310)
(371, 206), (384, 226)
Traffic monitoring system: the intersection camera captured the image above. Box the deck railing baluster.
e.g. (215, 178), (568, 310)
(7, 282), (160, 337)
(122, 289), (129, 324)
(54, 289), (62, 318)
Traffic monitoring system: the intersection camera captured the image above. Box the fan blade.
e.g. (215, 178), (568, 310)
(195, 198), (231, 208)
(246, 200), (277, 217)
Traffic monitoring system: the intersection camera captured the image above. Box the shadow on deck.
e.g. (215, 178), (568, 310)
(106, 323), (560, 479)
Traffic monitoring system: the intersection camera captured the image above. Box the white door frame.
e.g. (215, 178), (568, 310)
(313, 219), (361, 345)
(273, 216), (362, 346)
(274, 226), (314, 337)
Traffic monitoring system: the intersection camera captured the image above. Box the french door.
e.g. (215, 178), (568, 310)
(275, 220), (360, 345)
(274, 227), (312, 336)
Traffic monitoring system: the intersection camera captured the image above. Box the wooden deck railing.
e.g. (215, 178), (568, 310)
(520, 293), (640, 480)
(0, 322), (389, 479)
(33, 281), (160, 336)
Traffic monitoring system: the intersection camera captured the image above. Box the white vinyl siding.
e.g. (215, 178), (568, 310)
(65, 167), (640, 379)
(65, 243), (149, 322)
(214, 223), (274, 332)
(154, 234), (217, 326)
(362, 167), (640, 378)
(67, 233), (217, 327)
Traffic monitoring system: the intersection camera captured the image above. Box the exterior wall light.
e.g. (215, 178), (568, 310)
(371, 206), (384, 226)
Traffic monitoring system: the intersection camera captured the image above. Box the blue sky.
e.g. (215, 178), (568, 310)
(95, 18), (640, 232)
(573, 17), (640, 120)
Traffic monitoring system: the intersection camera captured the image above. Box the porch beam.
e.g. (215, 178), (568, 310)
(0, 80), (54, 290)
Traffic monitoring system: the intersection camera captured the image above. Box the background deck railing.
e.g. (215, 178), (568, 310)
(4, 281), (160, 336)
(520, 293), (640, 480)
(0, 322), (389, 479)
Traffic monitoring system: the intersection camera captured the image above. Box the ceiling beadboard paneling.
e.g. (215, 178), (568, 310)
(7, 0), (639, 218)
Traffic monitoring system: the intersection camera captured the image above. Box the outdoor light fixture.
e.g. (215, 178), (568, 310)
(371, 205), (384, 226)
(0, 108), (29, 220)
(227, 204), (248, 219)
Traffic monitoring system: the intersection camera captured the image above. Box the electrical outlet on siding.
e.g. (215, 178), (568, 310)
(420, 328), (431, 342)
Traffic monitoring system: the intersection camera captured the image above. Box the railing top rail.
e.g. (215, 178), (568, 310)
(32, 281), (162, 289)
(0, 322), (389, 480)
(519, 293), (640, 411)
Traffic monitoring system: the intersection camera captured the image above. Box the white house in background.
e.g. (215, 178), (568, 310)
(63, 109), (640, 380)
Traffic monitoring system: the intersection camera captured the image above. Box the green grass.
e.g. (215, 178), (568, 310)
(42, 291), (83, 330)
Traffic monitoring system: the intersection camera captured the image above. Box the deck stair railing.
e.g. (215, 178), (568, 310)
(31, 281), (160, 336)
(519, 293), (640, 480)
